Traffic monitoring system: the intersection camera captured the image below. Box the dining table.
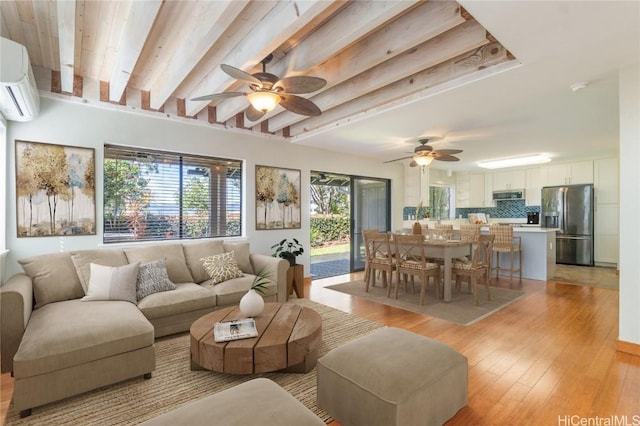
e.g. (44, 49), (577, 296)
(421, 239), (473, 302)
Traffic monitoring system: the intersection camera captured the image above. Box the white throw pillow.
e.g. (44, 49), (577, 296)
(136, 258), (176, 300)
(81, 262), (140, 304)
(201, 251), (244, 284)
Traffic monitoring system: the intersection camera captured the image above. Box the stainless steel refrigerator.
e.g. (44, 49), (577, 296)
(541, 184), (594, 266)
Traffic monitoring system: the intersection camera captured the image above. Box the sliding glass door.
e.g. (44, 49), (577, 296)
(351, 177), (390, 271)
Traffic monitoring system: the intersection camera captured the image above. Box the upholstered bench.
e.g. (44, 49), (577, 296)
(139, 378), (325, 425)
(317, 327), (468, 426)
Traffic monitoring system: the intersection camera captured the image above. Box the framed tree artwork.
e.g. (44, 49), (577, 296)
(15, 140), (96, 237)
(255, 165), (301, 230)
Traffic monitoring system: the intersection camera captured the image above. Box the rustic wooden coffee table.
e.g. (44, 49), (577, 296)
(190, 302), (322, 374)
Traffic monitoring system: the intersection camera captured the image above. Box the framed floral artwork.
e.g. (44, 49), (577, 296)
(255, 165), (301, 230)
(15, 140), (96, 237)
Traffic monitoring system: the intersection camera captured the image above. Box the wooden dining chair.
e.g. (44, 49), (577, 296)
(452, 234), (495, 305)
(363, 232), (395, 292)
(362, 229), (382, 285)
(392, 234), (440, 304)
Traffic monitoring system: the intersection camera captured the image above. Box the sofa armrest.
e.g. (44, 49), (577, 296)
(1, 273), (33, 373)
(250, 254), (289, 303)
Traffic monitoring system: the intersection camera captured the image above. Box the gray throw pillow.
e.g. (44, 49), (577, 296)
(136, 258), (177, 300)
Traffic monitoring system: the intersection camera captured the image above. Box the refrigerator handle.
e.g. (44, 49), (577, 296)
(560, 189), (566, 232)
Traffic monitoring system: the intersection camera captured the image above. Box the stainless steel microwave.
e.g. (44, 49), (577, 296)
(492, 189), (525, 201)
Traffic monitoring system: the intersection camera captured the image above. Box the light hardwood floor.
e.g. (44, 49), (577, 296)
(1, 270), (638, 425)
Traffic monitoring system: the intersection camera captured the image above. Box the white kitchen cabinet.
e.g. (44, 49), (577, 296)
(593, 157), (619, 266)
(469, 172), (486, 207)
(492, 169), (525, 191)
(545, 160), (593, 185)
(455, 172), (470, 208)
(525, 167), (545, 206)
(595, 203), (619, 265)
(594, 157), (619, 204)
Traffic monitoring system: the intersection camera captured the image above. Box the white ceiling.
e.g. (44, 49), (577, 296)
(291, 1), (640, 172)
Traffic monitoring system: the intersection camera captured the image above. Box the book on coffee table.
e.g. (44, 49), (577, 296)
(213, 318), (258, 342)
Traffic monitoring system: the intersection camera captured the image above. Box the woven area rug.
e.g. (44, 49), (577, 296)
(4, 299), (382, 425)
(327, 279), (525, 326)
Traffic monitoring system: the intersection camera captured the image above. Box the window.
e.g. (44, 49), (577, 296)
(429, 185), (453, 220)
(103, 145), (242, 243)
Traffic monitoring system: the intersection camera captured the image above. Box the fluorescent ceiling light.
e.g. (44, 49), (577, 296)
(478, 154), (551, 169)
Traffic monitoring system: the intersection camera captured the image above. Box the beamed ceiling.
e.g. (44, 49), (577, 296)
(0, 0), (517, 139)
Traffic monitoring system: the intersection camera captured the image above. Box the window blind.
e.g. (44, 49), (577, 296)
(103, 144), (242, 243)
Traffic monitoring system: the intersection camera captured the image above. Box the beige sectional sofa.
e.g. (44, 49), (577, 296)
(0, 239), (289, 417)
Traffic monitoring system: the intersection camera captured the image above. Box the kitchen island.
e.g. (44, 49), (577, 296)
(482, 226), (557, 281)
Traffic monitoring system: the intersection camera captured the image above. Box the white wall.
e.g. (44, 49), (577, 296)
(3, 96), (405, 279)
(618, 63), (640, 346)
(0, 116), (7, 284)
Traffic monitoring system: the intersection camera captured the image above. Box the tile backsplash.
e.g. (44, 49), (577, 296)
(403, 200), (540, 220)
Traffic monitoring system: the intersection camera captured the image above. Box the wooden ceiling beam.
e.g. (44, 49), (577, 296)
(184, 0), (340, 117)
(108, 0), (163, 102)
(269, 17), (485, 132)
(289, 42), (515, 137)
(0, 2), (27, 47)
(56, 0), (76, 93)
(31, 1), (57, 71)
(261, 1), (466, 130)
(215, 0), (424, 123)
(146, 1), (247, 109)
(169, 1), (278, 100)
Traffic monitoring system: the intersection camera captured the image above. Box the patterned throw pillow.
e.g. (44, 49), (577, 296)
(201, 251), (244, 284)
(136, 258), (177, 300)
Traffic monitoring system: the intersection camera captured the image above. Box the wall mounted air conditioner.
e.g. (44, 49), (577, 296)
(0, 37), (40, 121)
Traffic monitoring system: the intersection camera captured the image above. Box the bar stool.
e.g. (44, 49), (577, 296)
(489, 225), (522, 281)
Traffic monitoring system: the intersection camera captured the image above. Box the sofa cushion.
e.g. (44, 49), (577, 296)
(202, 251), (244, 284)
(70, 248), (128, 293)
(123, 244), (193, 283)
(17, 252), (84, 308)
(13, 299), (153, 378)
(202, 274), (275, 306)
(137, 283), (216, 320)
(81, 262), (140, 304)
(223, 242), (254, 274)
(182, 240), (225, 283)
(136, 258), (176, 300)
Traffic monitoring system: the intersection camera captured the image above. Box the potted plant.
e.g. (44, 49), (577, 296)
(271, 238), (304, 266)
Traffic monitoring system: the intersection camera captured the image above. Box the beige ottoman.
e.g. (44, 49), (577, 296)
(139, 378), (325, 426)
(317, 327), (468, 426)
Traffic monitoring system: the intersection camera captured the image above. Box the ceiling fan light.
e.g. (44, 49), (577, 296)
(413, 156), (434, 166)
(247, 91), (281, 112)
(477, 154), (551, 169)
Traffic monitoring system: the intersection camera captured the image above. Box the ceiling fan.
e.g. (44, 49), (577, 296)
(191, 54), (326, 122)
(385, 137), (462, 167)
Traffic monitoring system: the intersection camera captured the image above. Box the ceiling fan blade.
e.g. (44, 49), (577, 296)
(190, 92), (246, 102)
(434, 149), (463, 155)
(220, 64), (263, 87)
(383, 156), (413, 163)
(245, 105), (266, 122)
(273, 76), (327, 94)
(279, 94), (322, 116)
(433, 154), (460, 162)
